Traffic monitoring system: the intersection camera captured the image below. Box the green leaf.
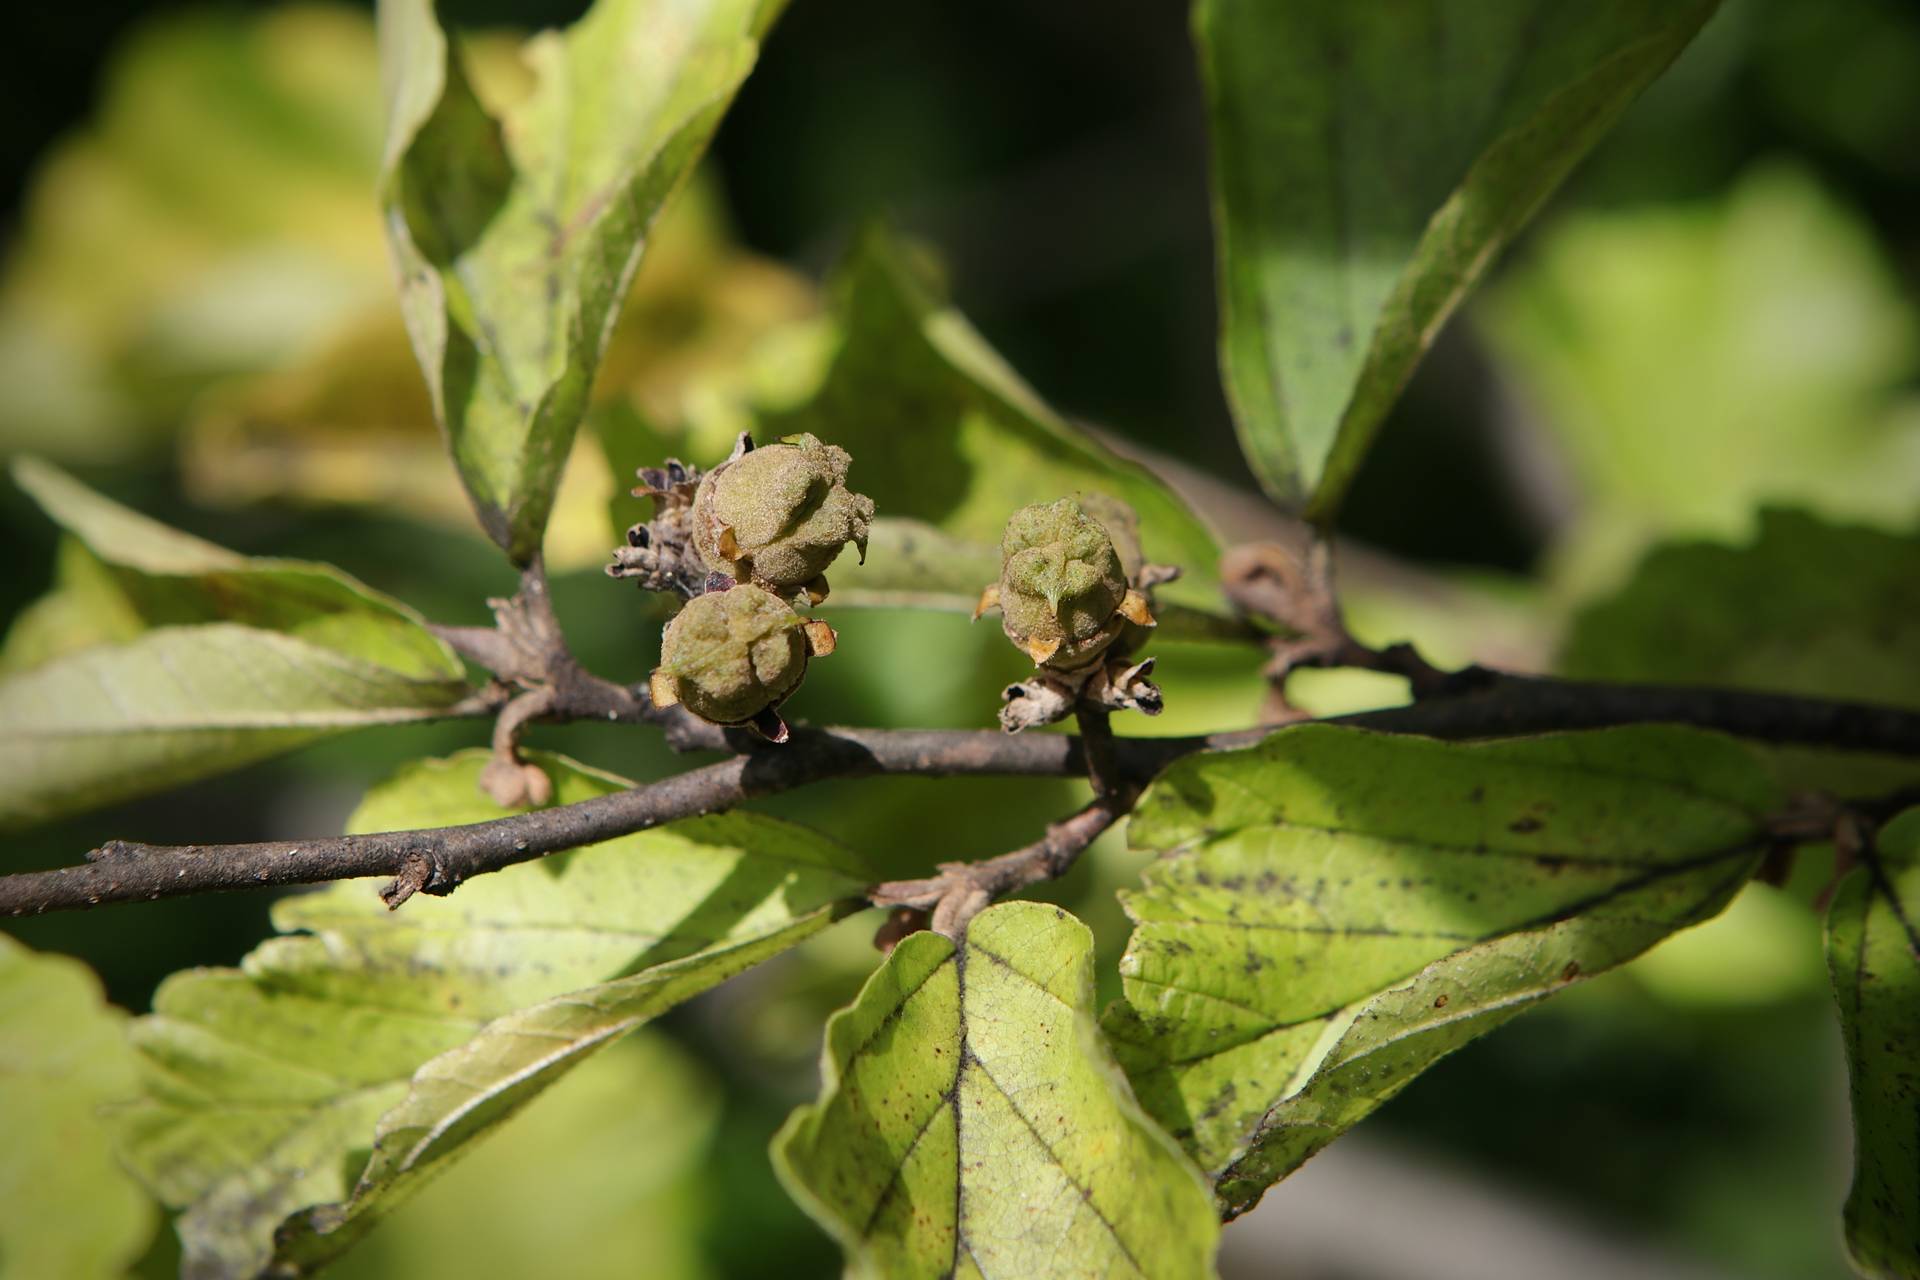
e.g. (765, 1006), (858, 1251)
(1198, 0), (1718, 518)
(0, 459), (470, 828)
(1562, 508), (1920, 711)
(1826, 806), (1920, 1280)
(1479, 165), (1920, 592)
(762, 230), (1229, 621)
(0, 937), (156, 1280)
(379, 0), (783, 563)
(0, 536), (145, 676)
(774, 901), (1220, 1280)
(334, 1031), (719, 1280)
(276, 906), (836, 1273)
(113, 750), (866, 1279)
(1102, 724), (1779, 1217)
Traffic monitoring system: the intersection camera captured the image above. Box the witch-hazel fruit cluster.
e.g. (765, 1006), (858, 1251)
(610, 436), (1170, 740)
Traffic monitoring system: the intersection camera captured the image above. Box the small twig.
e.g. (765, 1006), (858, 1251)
(1076, 707), (1122, 800)
(1222, 538), (1468, 708)
(8, 681), (1920, 917)
(479, 687), (559, 807)
(432, 555), (670, 798)
(870, 798), (1126, 939)
(873, 707), (1134, 942)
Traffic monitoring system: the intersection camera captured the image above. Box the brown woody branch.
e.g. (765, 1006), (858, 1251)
(871, 798), (1128, 938)
(4, 674), (1920, 918)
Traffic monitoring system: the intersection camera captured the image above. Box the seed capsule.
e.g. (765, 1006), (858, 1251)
(985, 498), (1150, 670)
(648, 584), (836, 739)
(691, 433), (874, 603)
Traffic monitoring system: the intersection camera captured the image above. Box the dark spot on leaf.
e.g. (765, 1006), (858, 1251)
(1562, 961), (1581, 982)
(1509, 816), (1543, 834)
(1433, 994), (1449, 1009)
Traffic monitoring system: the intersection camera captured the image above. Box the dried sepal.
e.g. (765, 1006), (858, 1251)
(690, 431), (874, 602)
(1086, 654), (1162, 716)
(995, 652), (1163, 733)
(802, 619), (838, 657)
(998, 673), (1077, 733)
(1117, 589), (1155, 628)
(648, 583), (820, 731)
(607, 457), (709, 598)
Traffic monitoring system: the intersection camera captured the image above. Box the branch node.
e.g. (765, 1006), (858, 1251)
(379, 847), (454, 910)
(869, 798), (1127, 940)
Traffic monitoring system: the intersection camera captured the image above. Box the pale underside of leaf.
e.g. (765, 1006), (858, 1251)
(1, 458), (472, 829)
(1825, 807), (1920, 1280)
(1104, 723), (1778, 1216)
(775, 900), (1219, 1280)
(112, 750), (867, 1279)
(1197, 0), (1719, 518)
(0, 624), (470, 830)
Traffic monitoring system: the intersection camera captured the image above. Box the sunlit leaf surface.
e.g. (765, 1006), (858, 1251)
(1103, 724), (1778, 1216)
(776, 901), (1219, 1279)
(113, 750), (866, 1278)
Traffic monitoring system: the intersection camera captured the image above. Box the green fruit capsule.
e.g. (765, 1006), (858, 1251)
(691, 433), (874, 603)
(981, 498), (1153, 670)
(649, 584), (836, 739)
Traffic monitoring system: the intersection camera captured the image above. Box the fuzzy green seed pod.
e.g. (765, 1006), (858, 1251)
(649, 584), (835, 733)
(691, 433), (874, 602)
(989, 498), (1136, 670)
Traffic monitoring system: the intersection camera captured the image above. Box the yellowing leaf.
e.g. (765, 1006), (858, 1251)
(776, 901), (1219, 1280)
(0, 938), (156, 1280)
(0, 460), (470, 828)
(114, 749), (865, 1279)
(0, 4), (391, 462)
(1103, 724), (1779, 1216)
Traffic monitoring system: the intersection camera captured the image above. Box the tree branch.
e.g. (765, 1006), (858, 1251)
(871, 797), (1127, 938)
(5, 677), (1919, 918)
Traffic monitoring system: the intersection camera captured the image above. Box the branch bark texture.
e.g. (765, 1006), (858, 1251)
(5, 676), (1919, 917)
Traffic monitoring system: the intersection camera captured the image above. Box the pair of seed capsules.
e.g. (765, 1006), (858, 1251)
(614, 433), (1153, 741)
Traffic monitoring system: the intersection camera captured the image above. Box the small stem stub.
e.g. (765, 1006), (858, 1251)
(1223, 538), (1458, 712)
